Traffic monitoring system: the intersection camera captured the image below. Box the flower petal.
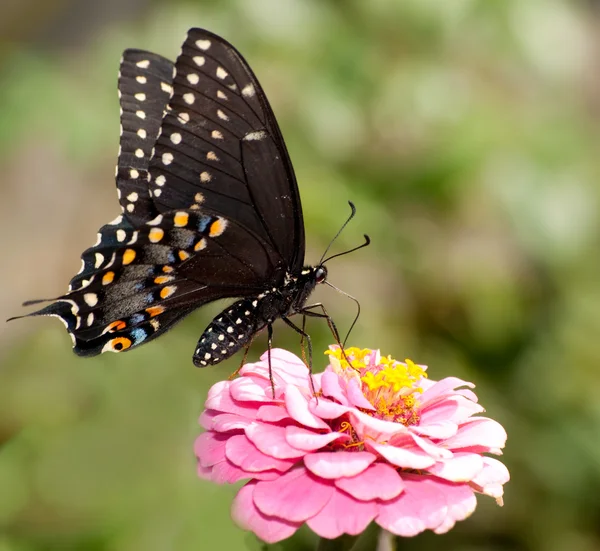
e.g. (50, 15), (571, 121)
(309, 399), (351, 419)
(321, 370), (349, 405)
(376, 475), (449, 536)
(211, 413), (254, 432)
(304, 451), (376, 479)
(470, 457), (510, 500)
(346, 378), (376, 410)
(432, 483), (477, 534)
(245, 423), (306, 459)
(226, 434), (298, 473)
(285, 384), (330, 429)
(205, 384), (260, 417)
(286, 426), (349, 451)
(428, 452), (484, 482)
(194, 432), (227, 467)
(411, 420), (458, 440)
(334, 462), (404, 501)
(256, 405), (290, 423)
(253, 467), (334, 522)
(229, 376), (274, 403)
(232, 482), (301, 544)
(350, 409), (409, 438)
(306, 488), (378, 539)
(444, 418), (507, 452)
(369, 441), (436, 469)
(419, 377), (475, 407)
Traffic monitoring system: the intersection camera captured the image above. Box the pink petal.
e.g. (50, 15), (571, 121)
(306, 488), (378, 539)
(209, 459), (258, 483)
(428, 453), (484, 482)
(229, 376), (274, 403)
(334, 462), (404, 501)
(241, 349), (311, 389)
(346, 378), (376, 410)
(411, 420), (458, 439)
(232, 482), (300, 544)
(444, 418), (507, 452)
(376, 475), (449, 536)
(211, 413), (254, 432)
(304, 451), (376, 479)
(286, 426), (349, 451)
(321, 370), (349, 405)
(196, 463), (212, 480)
(205, 385), (260, 417)
(470, 457), (510, 499)
(409, 432), (453, 460)
(285, 384), (330, 429)
(309, 399), (351, 419)
(419, 377), (475, 407)
(368, 441), (436, 469)
(350, 409), (410, 438)
(226, 434), (298, 473)
(194, 432), (227, 467)
(253, 467), (335, 522)
(431, 481), (477, 534)
(245, 422), (306, 459)
(198, 409), (219, 429)
(257, 405), (290, 423)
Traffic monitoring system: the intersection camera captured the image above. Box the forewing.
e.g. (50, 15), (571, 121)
(147, 28), (305, 275)
(116, 50), (174, 224)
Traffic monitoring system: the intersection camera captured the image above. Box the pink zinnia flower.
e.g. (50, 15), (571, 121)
(195, 347), (509, 543)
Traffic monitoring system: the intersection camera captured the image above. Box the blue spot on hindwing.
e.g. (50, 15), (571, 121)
(198, 215), (211, 232)
(131, 328), (147, 344)
(131, 313), (145, 324)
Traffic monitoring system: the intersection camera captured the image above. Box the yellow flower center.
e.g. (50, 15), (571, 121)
(325, 347), (427, 426)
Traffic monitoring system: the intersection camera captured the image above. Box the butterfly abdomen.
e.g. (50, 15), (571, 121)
(193, 297), (263, 366)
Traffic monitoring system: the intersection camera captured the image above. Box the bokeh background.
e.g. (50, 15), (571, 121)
(1, 0), (599, 549)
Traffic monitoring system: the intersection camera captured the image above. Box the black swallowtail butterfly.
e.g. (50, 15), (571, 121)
(13, 28), (368, 368)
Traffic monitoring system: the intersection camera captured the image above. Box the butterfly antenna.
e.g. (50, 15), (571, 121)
(319, 201), (359, 265)
(324, 281), (361, 346)
(322, 234), (370, 265)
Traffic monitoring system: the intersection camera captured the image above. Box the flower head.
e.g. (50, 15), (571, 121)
(195, 347), (509, 543)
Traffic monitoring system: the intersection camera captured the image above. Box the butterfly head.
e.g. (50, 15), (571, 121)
(315, 265), (328, 284)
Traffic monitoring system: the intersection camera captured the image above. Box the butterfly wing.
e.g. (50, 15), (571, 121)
(22, 208), (280, 356)
(147, 28), (305, 276)
(116, 49), (174, 224)
(17, 29), (307, 358)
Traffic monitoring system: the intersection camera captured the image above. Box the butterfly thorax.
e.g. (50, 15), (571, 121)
(193, 265), (326, 367)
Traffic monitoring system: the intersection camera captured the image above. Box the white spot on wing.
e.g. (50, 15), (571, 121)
(170, 133), (182, 145)
(193, 56), (205, 66)
(242, 83), (255, 97)
(243, 130), (267, 141)
(216, 67), (228, 79)
(136, 60), (150, 69)
(162, 152), (174, 165)
(196, 39), (211, 50)
(183, 93), (195, 105)
(187, 73), (199, 85)
(155, 175), (166, 187)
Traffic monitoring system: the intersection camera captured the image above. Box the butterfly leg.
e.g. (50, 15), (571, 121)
(300, 313), (308, 366)
(281, 316), (317, 396)
(228, 340), (253, 381)
(267, 323), (275, 397)
(300, 303), (356, 370)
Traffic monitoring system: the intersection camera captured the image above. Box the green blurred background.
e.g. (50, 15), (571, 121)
(1, 0), (599, 549)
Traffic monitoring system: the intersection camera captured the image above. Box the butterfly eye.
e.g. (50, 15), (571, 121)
(315, 266), (328, 283)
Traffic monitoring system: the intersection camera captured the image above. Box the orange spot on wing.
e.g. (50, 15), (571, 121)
(107, 320), (127, 332)
(174, 212), (189, 227)
(122, 249), (136, 265)
(111, 337), (132, 351)
(146, 306), (165, 317)
(102, 271), (115, 285)
(209, 218), (227, 237)
(154, 275), (173, 285)
(160, 286), (176, 299)
(162, 266), (174, 273)
(178, 250), (190, 261)
(194, 238), (207, 251)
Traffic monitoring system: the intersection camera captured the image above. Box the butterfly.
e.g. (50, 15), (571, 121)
(13, 28), (368, 368)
